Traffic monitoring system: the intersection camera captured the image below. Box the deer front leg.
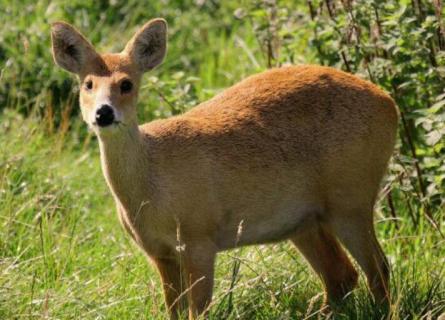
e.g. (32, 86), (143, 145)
(182, 244), (217, 319)
(154, 257), (188, 320)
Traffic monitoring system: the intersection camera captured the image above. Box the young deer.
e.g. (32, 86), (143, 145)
(51, 19), (398, 319)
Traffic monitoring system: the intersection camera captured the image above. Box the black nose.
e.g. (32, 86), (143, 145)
(95, 104), (115, 127)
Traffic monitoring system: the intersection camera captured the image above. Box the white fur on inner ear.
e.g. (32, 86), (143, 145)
(51, 22), (97, 74)
(123, 19), (167, 72)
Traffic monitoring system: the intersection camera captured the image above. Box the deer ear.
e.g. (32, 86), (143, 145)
(123, 18), (167, 73)
(51, 21), (98, 74)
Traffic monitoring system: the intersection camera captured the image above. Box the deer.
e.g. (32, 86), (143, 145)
(51, 18), (398, 319)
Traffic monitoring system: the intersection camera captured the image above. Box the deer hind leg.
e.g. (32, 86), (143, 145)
(329, 210), (390, 304)
(291, 224), (358, 304)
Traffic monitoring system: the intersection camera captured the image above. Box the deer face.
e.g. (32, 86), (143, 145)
(51, 19), (167, 135)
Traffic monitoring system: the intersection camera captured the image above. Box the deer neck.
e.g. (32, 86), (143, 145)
(97, 124), (154, 217)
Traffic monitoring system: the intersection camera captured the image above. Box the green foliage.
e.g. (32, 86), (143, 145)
(0, 0), (444, 319)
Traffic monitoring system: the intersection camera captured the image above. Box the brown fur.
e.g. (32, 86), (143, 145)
(51, 19), (398, 319)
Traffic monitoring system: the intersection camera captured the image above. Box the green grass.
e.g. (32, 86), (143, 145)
(0, 111), (444, 319)
(1, 0), (445, 319)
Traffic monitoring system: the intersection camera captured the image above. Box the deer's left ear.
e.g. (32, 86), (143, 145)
(123, 18), (167, 73)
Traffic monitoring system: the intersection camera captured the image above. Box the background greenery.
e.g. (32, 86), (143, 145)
(0, 0), (444, 319)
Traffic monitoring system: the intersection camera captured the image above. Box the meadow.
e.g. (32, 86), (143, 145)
(0, 0), (444, 319)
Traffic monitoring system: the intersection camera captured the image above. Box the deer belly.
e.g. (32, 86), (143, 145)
(215, 202), (320, 250)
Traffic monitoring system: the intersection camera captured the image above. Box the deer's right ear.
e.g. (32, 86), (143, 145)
(51, 22), (97, 74)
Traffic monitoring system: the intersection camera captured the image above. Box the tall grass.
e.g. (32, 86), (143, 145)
(0, 112), (443, 318)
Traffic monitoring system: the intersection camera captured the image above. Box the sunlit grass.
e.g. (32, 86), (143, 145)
(0, 111), (444, 319)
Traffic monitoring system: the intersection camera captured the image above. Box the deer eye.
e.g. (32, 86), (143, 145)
(120, 80), (133, 94)
(85, 80), (93, 90)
